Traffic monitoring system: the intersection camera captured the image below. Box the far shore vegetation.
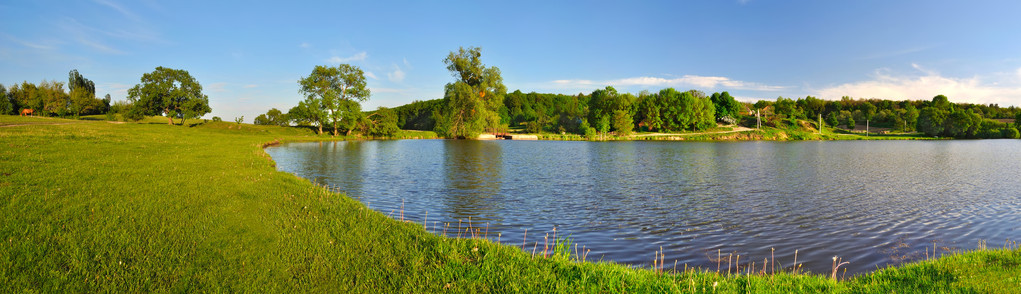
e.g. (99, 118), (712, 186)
(3, 115), (1020, 292)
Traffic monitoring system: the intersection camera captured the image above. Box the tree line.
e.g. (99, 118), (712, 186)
(1, 67), (212, 125)
(11, 50), (1017, 140)
(754, 94), (1021, 139)
(389, 84), (1020, 140)
(1, 70), (112, 118)
(389, 47), (737, 139)
(387, 47), (1021, 140)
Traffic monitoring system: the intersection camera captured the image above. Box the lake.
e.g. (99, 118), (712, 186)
(264, 139), (1021, 275)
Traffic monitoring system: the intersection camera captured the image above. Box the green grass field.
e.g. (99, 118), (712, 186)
(1, 115), (1017, 292)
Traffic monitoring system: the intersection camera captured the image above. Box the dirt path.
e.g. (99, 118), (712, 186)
(632, 126), (757, 137)
(0, 116), (92, 127)
(0, 122), (82, 127)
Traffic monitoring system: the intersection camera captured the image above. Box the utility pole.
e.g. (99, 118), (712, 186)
(866, 119), (869, 137)
(818, 113), (823, 134)
(756, 109), (761, 129)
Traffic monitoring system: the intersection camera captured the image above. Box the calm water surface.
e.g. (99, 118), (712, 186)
(265, 139), (1021, 275)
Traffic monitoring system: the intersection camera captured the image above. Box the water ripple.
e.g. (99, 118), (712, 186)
(265, 139), (1021, 275)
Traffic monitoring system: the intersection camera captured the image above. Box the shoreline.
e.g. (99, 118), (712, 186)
(1, 115), (1015, 292)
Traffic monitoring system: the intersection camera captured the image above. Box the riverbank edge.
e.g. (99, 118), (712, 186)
(252, 123), (1017, 292)
(1, 115), (1016, 293)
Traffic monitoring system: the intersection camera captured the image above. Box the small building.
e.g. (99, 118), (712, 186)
(506, 134), (538, 140)
(477, 133), (498, 140)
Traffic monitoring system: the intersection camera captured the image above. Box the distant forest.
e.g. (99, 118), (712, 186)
(6, 66), (1020, 140)
(392, 88), (1021, 139)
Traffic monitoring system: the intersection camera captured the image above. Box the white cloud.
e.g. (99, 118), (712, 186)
(364, 71), (378, 80)
(76, 37), (124, 54)
(549, 75), (786, 92)
(93, 0), (139, 22)
(814, 65), (1021, 106)
(58, 18), (130, 54)
(5, 34), (54, 50)
(96, 82), (132, 100)
(403, 57), (412, 69)
(387, 65), (405, 83)
(859, 45), (936, 60)
(243, 84), (258, 88)
(208, 82), (228, 93)
(326, 51), (367, 64)
(300, 42), (310, 48)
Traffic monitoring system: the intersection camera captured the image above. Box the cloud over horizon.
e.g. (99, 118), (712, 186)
(387, 64), (405, 83)
(326, 51), (367, 64)
(814, 64), (1021, 106)
(548, 75), (787, 92)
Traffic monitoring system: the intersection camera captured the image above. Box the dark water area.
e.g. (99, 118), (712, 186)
(265, 139), (1021, 275)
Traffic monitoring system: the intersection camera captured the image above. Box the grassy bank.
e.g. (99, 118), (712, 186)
(1, 115), (1016, 292)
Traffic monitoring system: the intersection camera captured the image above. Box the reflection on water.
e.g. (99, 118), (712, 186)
(442, 140), (502, 222)
(265, 139), (1021, 275)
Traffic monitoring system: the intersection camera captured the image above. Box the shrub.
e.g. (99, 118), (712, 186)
(123, 106), (145, 121)
(1004, 127), (1020, 139)
(980, 128), (1002, 139)
(524, 121), (542, 134)
(212, 116), (222, 122)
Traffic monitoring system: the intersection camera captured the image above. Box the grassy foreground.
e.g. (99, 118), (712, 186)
(1, 115), (1017, 293)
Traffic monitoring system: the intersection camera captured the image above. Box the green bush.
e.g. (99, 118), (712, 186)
(980, 128), (1002, 139)
(123, 106), (145, 121)
(1004, 127), (1020, 139)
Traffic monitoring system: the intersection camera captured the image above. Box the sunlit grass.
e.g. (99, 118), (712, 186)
(0, 115), (1015, 292)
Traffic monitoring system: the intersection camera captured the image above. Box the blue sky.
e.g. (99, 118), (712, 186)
(3, 0), (1021, 122)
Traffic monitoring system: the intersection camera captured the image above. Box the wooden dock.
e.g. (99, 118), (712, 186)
(477, 133), (539, 140)
(504, 134), (538, 140)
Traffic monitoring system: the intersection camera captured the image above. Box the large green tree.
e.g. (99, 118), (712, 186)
(68, 69), (97, 118)
(0, 84), (11, 115)
(587, 86), (635, 134)
(710, 91), (741, 122)
(435, 46), (506, 138)
(635, 91), (663, 131)
(287, 100), (322, 131)
(658, 88), (684, 131)
(903, 104), (919, 132)
(680, 90), (716, 131)
(298, 64), (370, 136)
(918, 107), (948, 136)
(39, 80), (69, 117)
(127, 67), (211, 125)
(946, 109), (981, 138)
(587, 86), (617, 129)
(9, 82), (40, 113)
(861, 102), (877, 124)
(367, 106), (400, 137)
